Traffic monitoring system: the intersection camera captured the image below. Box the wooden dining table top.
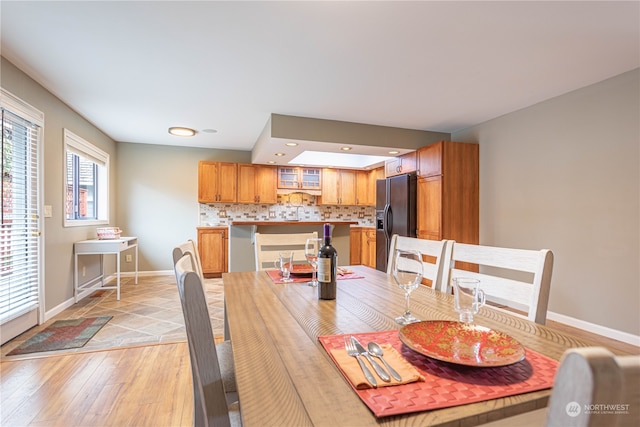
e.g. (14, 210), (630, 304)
(222, 265), (597, 427)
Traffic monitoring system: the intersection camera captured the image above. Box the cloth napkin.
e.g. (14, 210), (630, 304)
(330, 344), (424, 389)
(337, 267), (364, 279)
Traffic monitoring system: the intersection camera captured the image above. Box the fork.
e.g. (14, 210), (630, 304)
(344, 336), (377, 387)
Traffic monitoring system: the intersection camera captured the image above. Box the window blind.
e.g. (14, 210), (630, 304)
(1, 108), (41, 324)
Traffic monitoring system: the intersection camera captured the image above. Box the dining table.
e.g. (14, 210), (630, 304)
(222, 265), (598, 426)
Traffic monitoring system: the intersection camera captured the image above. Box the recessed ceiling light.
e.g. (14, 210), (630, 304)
(168, 127), (197, 137)
(285, 142), (298, 147)
(340, 147), (352, 151)
(275, 153), (285, 157)
(388, 150), (400, 155)
(267, 160), (276, 164)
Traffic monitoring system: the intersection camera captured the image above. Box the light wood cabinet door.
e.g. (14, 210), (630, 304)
(255, 165), (277, 204)
(361, 228), (376, 268)
(417, 176), (443, 240)
(355, 170), (376, 206)
(339, 170), (357, 205)
(198, 161), (237, 203)
(319, 168), (340, 204)
(319, 169), (356, 205)
(350, 227), (362, 265)
(237, 164), (277, 204)
(197, 227), (228, 278)
(417, 142), (443, 177)
(385, 151), (417, 177)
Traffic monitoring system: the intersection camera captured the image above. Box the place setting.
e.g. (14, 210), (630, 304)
(265, 237), (364, 285)
(318, 249), (560, 418)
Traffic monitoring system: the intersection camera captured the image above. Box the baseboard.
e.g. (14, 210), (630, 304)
(547, 311), (640, 347)
(45, 296), (76, 322)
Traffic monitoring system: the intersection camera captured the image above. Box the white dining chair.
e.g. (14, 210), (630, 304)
(173, 239), (204, 280)
(174, 253), (241, 427)
(254, 231), (318, 270)
(440, 242), (554, 324)
(479, 346), (640, 427)
(387, 235), (450, 290)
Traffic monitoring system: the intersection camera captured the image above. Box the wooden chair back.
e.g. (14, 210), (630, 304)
(441, 242), (554, 324)
(387, 235), (449, 290)
(254, 231), (318, 270)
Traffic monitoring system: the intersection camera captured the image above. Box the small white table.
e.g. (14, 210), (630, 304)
(74, 237), (138, 302)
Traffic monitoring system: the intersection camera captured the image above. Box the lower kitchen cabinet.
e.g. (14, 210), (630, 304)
(197, 227), (228, 278)
(350, 227), (376, 268)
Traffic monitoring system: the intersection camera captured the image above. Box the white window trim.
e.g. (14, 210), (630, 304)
(63, 129), (110, 227)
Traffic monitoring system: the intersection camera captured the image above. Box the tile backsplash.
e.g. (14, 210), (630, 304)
(200, 193), (375, 226)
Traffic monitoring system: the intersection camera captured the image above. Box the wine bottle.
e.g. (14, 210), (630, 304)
(317, 223), (337, 300)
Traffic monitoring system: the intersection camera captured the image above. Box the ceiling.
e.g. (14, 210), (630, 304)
(1, 1), (638, 167)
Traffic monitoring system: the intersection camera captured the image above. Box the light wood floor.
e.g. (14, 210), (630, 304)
(1, 342), (194, 427)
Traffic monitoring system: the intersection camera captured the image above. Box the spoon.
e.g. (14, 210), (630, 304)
(367, 342), (402, 381)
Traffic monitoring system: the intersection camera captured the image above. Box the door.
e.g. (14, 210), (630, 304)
(388, 174), (413, 237)
(1, 90), (44, 345)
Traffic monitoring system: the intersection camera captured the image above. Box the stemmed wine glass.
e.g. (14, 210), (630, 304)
(305, 238), (322, 287)
(392, 249), (423, 325)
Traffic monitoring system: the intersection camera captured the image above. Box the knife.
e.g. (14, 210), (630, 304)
(351, 337), (391, 382)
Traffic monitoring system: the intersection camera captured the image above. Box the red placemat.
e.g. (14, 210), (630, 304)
(266, 269), (364, 284)
(319, 329), (558, 418)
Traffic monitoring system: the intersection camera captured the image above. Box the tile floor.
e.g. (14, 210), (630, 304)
(1, 274), (224, 359)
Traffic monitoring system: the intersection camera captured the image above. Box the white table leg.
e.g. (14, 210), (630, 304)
(116, 252), (121, 300)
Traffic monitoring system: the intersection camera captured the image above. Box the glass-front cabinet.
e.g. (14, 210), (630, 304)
(278, 167), (322, 190)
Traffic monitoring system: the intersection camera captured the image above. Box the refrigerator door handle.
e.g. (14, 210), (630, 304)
(385, 205), (393, 240)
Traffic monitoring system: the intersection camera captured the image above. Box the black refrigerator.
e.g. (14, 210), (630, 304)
(375, 173), (417, 272)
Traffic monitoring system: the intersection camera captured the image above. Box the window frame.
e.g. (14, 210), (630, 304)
(63, 129), (109, 227)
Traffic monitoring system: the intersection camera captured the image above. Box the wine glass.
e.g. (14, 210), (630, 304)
(305, 238), (322, 287)
(392, 249), (423, 325)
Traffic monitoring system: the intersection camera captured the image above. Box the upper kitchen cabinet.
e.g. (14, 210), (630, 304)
(385, 151), (416, 177)
(318, 168), (356, 205)
(198, 161), (237, 203)
(355, 168), (380, 206)
(237, 164), (277, 204)
(278, 167), (322, 191)
(416, 141), (479, 244)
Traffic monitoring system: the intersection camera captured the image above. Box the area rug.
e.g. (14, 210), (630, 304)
(7, 316), (112, 356)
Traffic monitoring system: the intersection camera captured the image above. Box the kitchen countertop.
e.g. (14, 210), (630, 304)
(229, 221), (359, 226)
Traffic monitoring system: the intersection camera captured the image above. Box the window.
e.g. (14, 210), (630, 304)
(63, 129), (109, 227)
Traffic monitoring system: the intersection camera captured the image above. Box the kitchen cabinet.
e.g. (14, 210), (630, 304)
(385, 151), (416, 177)
(277, 167), (322, 191)
(237, 164), (277, 204)
(350, 227), (362, 265)
(197, 227), (228, 278)
(355, 169), (378, 206)
(318, 168), (356, 205)
(349, 227), (376, 268)
(361, 228), (376, 268)
(198, 161), (237, 203)
(416, 141), (479, 245)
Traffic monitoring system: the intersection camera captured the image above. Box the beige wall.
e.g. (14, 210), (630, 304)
(453, 68), (640, 336)
(1, 57), (119, 314)
(115, 142), (250, 272)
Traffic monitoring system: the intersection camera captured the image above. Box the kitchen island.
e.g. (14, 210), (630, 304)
(228, 221), (357, 272)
